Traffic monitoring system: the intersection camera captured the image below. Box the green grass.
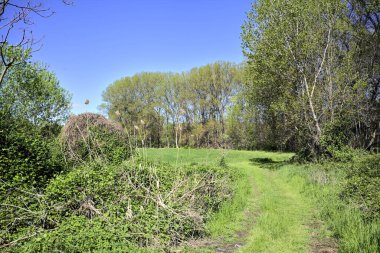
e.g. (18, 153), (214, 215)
(237, 166), (312, 253)
(143, 148), (293, 166)
(285, 163), (380, 253)
(143, 148), (380, 253)
(143, 148), (279, 241)
(145, 148), (316, 252)
(205, 163), (255, 240)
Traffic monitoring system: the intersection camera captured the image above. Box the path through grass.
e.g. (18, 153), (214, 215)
(239, 165), (312, 252)
(144, 148), (321, 252)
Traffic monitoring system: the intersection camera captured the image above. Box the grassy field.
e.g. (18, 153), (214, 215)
(140, 149), (380, 253)
(144, 148), (319, 252)
(143, 148), (379, 253)
(143, 148), (293, 165)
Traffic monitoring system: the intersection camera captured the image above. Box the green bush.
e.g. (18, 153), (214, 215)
(0, 117), (65, 190)
(341, 154), (380, 220)
(17, 216), (157, 253)
(2, 159), (232, 252)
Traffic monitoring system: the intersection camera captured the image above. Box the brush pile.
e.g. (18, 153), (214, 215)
(61, 113), (132, 164)
(1, 159), (233, 252)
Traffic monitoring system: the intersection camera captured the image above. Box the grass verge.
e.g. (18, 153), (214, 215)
(284, 161), (380, 253)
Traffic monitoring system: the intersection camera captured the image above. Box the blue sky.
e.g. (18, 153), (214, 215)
(31, 1), (252, 114)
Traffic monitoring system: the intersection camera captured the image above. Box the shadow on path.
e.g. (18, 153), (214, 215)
(249, 157), (289, 170)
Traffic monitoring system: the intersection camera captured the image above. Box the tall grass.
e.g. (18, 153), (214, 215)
(284, 164), (380, 253)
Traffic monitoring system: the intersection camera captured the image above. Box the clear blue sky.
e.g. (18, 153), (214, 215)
(31, 0), (252, 114)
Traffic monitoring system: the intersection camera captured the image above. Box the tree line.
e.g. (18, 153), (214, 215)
(101, 62), (244, 148)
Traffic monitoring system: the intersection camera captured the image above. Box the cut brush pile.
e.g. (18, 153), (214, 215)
(60, 113), (132, 164)
(1, 159), (233, 252)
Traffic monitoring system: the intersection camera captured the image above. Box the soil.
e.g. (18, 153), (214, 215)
(309, 219), (339, 253)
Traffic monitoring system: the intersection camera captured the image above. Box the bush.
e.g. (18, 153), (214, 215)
(341, 154), (380, 220)
(0, 116), (65, 190)
(60, 113), (132, 164)
(1, 159), (233, 252)
(17, 216), (156, 253)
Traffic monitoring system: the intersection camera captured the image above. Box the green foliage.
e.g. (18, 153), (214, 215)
(342, 155), (380, 220)
(225, 94), (257, 150)
(2, 158), (233, 252)
(0, 48), (73, 250)
(320, 119), (352, 154)
(17, 216), (157, 253)
(328, 147), (368, 163)
(0, 118), (65, 190)
(241, 0), (380, 157)
(0, 51), (71, 189)
(0, 61), (71, 125)
(101, 62), (243, 149)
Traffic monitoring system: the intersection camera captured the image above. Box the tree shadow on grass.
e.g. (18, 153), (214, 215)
(249, 157), (289, 170)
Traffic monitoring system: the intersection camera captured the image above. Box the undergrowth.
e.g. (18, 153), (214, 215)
(1, 157), (233, 252)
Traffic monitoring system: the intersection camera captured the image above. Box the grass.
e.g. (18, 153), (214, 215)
(145, 148), (316, 252)
(144, 148), (292, 166)
(205, 163), (255, 240)
(238, 166), (312, 253)
(143, 148), (380, 253)
(286, 163), (380, 253)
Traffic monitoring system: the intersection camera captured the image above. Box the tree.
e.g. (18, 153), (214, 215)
(241, 0), (379, 158)
(102, 72), (164, 147)
(1, 61), (71, 125)
(187, 62), (242, 147)
(160, 73), (186, 148)
(0, 0), (73, 86)
(0, 60), (71, 189)
(346, 0), (380, 150)
(101, 62), (243, 148)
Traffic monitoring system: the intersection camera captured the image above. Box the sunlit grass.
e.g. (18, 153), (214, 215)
(143, 148), (379, 253)
(143, 148), (293, 166)
(145, 148), (314, 252)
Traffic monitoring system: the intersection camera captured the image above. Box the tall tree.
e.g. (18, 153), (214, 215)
(241, 0), (379, 158)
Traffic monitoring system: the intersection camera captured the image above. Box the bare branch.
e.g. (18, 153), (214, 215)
(0, 231), (39, 249)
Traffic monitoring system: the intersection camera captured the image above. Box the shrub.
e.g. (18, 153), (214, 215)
(0, 116), (65, 190)
(1, 159), (233, 252)
(16, 216), (157, 253)
(341, 154), (380, 220)
(60, 113), (132, 164)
